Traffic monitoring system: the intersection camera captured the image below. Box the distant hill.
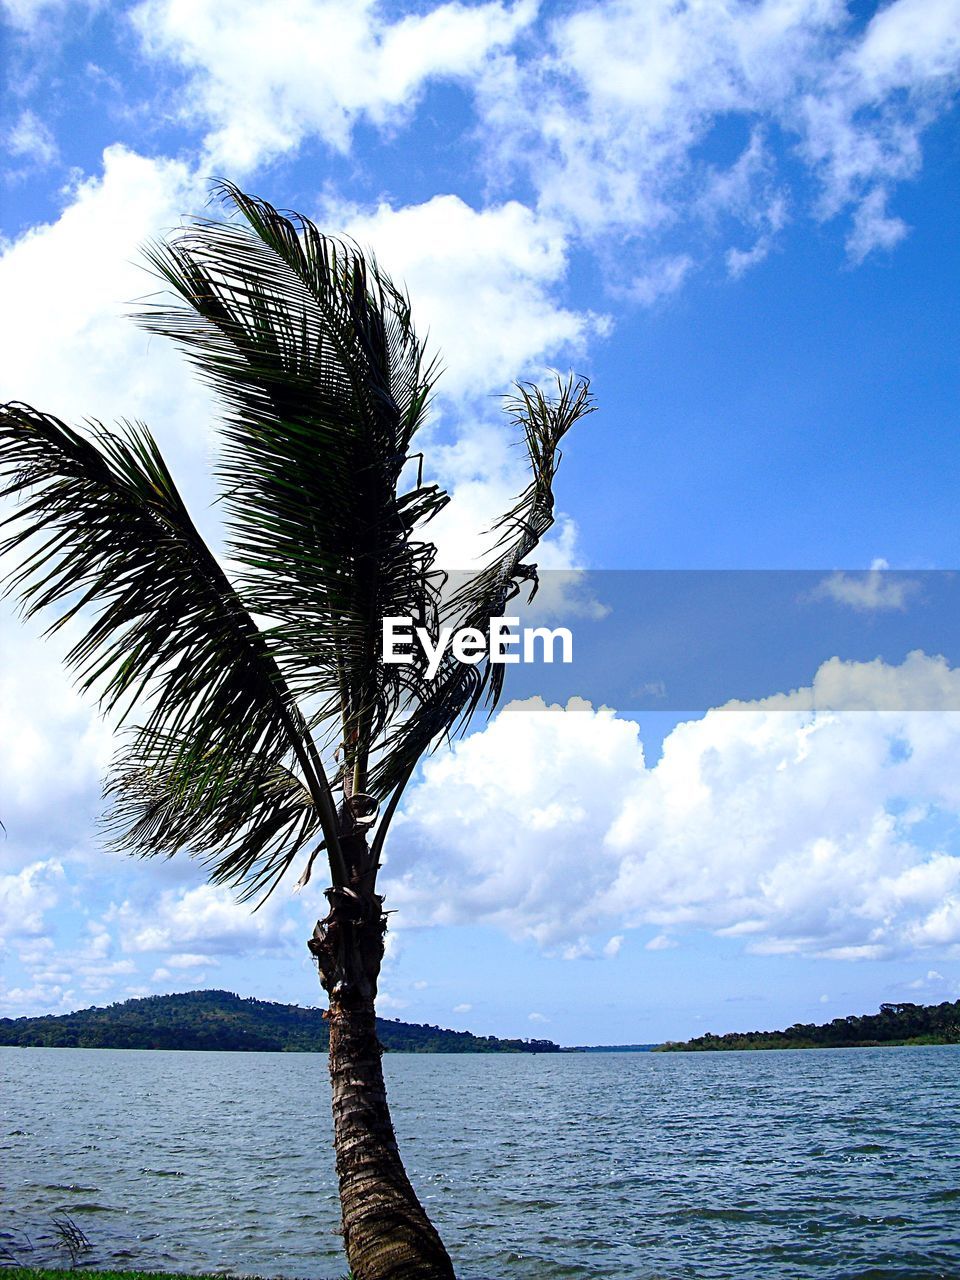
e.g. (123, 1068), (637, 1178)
(0, 989), (560, 1054)
(657, 1000), (960, 1052)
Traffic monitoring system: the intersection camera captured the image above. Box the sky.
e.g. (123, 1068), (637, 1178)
(1, 0), (959, 1045)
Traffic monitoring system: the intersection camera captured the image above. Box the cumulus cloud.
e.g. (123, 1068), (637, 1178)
(0, 859), (64, 938)
(313, 188), (604, 570)
(0, 979), (75, 1013)
(130, 0), (535, 171)
(1, 913), (138, 1010)
(0, 145), (214, 498)
(383, 653), (960, 960)
(109, 883), (294, 957)
(0, 618), (115, 860)
(334, 194), (606, 397)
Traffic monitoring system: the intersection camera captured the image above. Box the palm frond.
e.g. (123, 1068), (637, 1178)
(0, 401), (340, 884)
(0, 191), (594, 904)
(105, 734), (319, 904)
(445, 375), (595, 705)
(135, 184), (449, 799)
(366, 376), (595, 830)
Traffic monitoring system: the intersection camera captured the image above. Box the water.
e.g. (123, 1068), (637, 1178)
(1, 1045), (958, 1279)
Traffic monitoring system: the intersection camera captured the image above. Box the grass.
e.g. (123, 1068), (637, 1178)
(1, 1272), (260, 1280)
(0, 1272), (352, 1280)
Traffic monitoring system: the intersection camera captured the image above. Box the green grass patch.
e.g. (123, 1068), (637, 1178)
(1, 1272), (251, 1280)
(0, 1271), (346, 1280)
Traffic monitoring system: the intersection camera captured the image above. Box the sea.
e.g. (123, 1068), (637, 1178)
(1, 1045), (958, 1279)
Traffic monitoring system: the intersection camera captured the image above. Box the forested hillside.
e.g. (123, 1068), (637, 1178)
(0, 989), (560, 1053)
(658, 1001), (960, 1051)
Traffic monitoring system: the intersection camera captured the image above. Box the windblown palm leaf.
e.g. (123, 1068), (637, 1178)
(0, 404), (335, 890)
(137, 183), (448, 802)
(0, 187), (594, 902)
(365, 378), (594, 818)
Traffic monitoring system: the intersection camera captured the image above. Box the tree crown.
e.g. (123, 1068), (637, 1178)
(0, 184), (594, 901)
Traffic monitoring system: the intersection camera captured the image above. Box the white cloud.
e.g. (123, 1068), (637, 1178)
(0, 980), (75, 1013)
(845, 186), (909, 262)
(645, 933), (677, 951)
(84, 922), (111, 960)
(131, 0), (535, 171)
(322, 192), (604, 569)
(110, 883), (292, 956)
(383, 653), (960, 960)
(452, 1002), (472, 1013)
(376, 992), (408, 1012)
(701, 126), (789, 276)
(0, 0), (92, 32)
(796, 0), (960, 254)
(0, 145), (214, 492)
(852, 0), (960, 93)
(5, 109), (58, 166)
(630, 255), (694, 306)
(602, 934), (623, 957)
(528, 1010), (548, 1022)
(907, 967), (950, 991)
(0, 859), (64, 938)
(0, 619), (114, 856)
(478, 0), (960, 267)
(17, 936), (54, 966)
(112, 0), (960, 278)
(76, 957), (137, 995)
(120, 0), (960, 304)
(6, 929), (133, 1009)
(726, 239), (773, 278)
(167, 951), (220, 969)
(560, 937), (594, 960)
(731, 649), (960, 712)
(418, 414), (589, 571)
(811, 558), (921, 612)
(335, 194), (606, 397)
(385, 697), (647, 941)
(0, 147), (226, 876)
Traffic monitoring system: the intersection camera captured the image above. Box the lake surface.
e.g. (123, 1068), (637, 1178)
(1, 1045), (958, 1279)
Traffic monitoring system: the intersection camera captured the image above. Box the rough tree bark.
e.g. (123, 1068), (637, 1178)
(310, 832), (456, 1280)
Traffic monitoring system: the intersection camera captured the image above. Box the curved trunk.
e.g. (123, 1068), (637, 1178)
(310, 858), (455, 1280)
(327, 989), (454, 1279)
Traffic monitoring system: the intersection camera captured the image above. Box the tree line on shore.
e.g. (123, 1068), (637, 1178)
(0, 989), (560, 1054)
(658, 1000), (960, 1051)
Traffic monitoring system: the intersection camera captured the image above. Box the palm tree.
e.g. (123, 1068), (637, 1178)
(0, 185), (593, 1280)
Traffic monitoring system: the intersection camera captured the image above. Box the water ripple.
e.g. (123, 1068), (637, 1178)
(1, 1045), (958, 1278)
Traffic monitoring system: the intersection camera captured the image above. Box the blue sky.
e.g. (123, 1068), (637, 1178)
(1, 0), (959, 1044)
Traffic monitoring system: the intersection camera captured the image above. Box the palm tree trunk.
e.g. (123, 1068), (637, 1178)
(310, 875), (455, 1280)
